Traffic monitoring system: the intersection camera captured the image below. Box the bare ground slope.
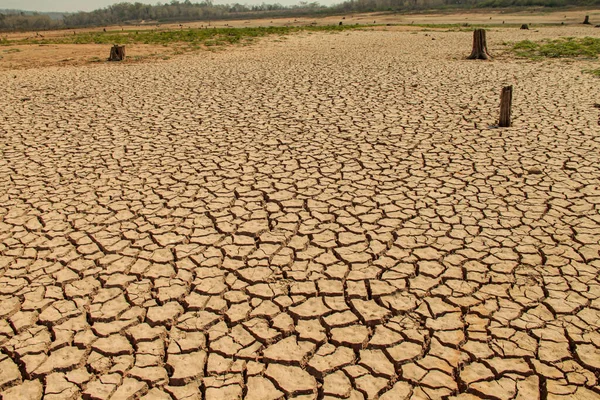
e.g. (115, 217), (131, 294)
(0, 27), (599, 399)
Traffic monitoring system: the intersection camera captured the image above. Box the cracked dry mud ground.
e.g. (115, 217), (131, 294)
(1, 27), (600, 400)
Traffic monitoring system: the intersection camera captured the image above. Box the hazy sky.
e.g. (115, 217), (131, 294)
(0, 0), (329, 12)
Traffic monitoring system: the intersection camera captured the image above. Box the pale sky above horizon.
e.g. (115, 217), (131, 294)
(0, 0), (332, 12)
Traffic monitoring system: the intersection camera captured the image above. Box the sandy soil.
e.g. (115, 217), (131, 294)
(0, 44), (177, 70)
(0, 24), (599, 400)
(1, 8), (599, 69)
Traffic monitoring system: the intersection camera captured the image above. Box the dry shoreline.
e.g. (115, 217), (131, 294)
(1, 8), (599, 69)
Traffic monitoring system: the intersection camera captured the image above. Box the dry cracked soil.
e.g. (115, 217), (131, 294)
(0, 25), (599, 400)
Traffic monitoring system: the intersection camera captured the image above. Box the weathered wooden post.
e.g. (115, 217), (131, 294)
(109, 45), (126, 61)
(467, 29), (491, 60)
(499, 86), (513, 127)
(583, 15), (591, 25)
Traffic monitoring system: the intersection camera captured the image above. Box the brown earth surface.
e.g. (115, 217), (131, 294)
(0, 44), (176, 70)
(1, 20), (600, 400)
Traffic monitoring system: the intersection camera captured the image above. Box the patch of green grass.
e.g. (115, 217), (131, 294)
(512, 37), (600, 59)
(583, 68), (600, 77)
(3, 48), (21, 53)
(3, 25), (363, 48)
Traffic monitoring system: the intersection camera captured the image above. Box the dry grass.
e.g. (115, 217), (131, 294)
(513, 36), (600, 59)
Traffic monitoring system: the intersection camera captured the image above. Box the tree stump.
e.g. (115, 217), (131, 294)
(520, 24), (529, 30)
(583, 15), (591, 24)
(108, 45), (125, 62)
(467, 29), (491, 60)
(499, 86), (513, 128)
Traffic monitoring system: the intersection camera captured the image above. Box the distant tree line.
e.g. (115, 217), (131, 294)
(476, 0), (599, 7)
(61, 0), (327, 27)
(0, 12), (63, 31)
(333, 0), (599, 13)
(0, 2), (321, 31)
(1, 0), (599, 31)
